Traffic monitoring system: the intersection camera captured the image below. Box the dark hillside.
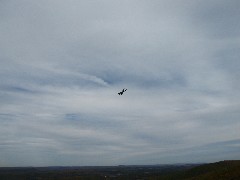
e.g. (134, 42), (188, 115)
(162, 160), (240, 180)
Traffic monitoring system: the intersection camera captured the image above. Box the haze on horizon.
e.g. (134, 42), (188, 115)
(0, 0), (240, 167)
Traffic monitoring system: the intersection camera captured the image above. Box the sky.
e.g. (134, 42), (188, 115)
(0, 0), (240, 166)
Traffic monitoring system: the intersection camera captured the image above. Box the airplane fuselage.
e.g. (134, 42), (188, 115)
(118, 88), (127, 95)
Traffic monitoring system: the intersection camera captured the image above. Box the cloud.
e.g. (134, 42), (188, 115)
(0, 0), (240, 166)
(190, 0), (240, 38)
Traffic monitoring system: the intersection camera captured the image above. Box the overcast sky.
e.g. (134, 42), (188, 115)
(0, 0), (240, 166)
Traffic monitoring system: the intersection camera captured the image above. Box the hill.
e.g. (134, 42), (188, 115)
(183, 160), (240, 179)
(158, 160), (240, 180)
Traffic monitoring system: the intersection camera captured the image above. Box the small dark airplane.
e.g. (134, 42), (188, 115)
(118, 88), (127, 95)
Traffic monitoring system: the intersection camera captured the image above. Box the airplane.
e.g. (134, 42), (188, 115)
(118, 88), (127, 95)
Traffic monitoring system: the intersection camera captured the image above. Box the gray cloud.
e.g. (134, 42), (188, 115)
(0, 0), (240, 166)
(190, 0), (240, 38)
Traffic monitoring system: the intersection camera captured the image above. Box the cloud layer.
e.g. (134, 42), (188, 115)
(0, 0), (240, 166)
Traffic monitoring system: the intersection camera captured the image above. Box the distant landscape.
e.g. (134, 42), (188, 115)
(0, 160), (239, 180)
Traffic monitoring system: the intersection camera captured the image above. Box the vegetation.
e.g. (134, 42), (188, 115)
(0, 160), (239, 180)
